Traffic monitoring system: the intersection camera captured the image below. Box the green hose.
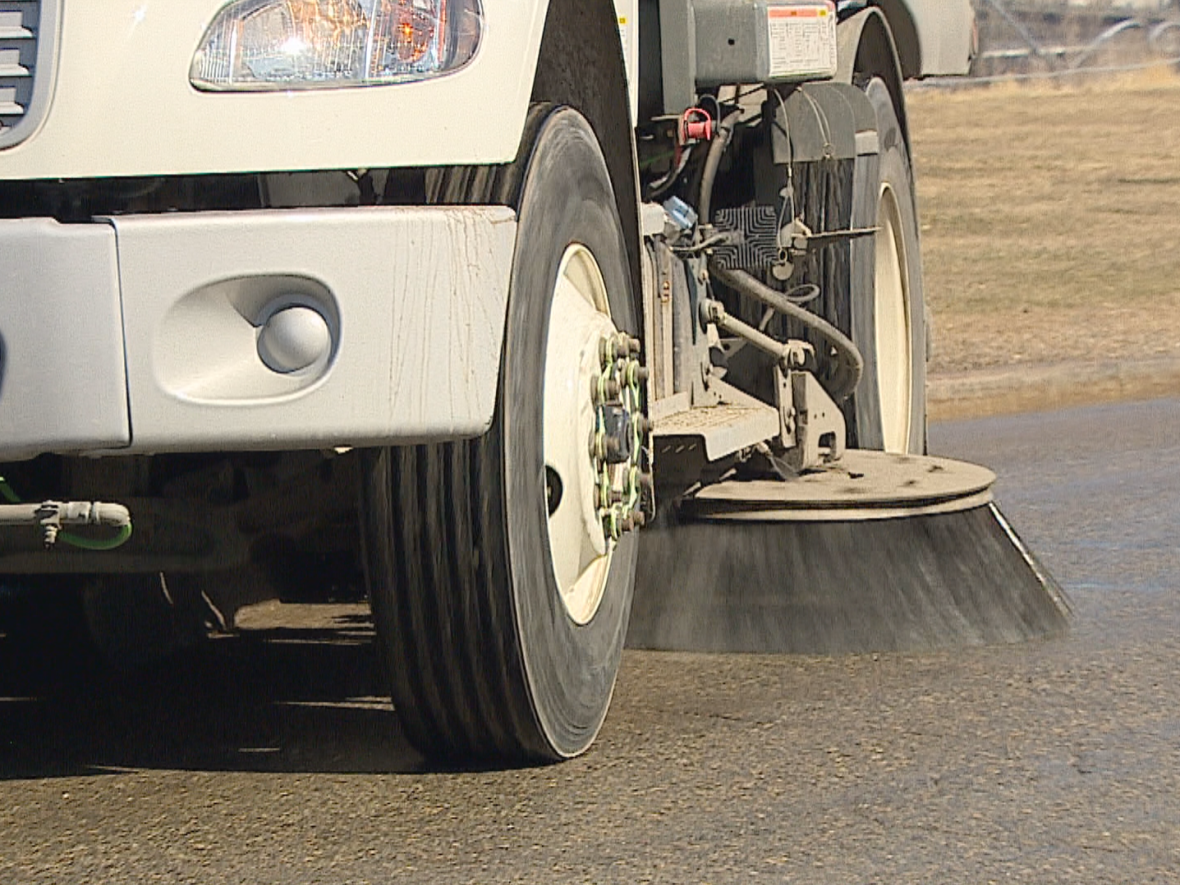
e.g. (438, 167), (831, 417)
(60, 524), (133, 551)
(0, 475), (133, 550)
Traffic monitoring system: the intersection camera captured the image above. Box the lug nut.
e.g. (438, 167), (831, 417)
(600, 334), (631, 363)
(628, 364), (650, 386)
(601, 336), (627, 367)
(593, 376), (622, 404)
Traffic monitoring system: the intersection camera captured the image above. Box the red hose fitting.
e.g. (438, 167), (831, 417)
(679, 108), (714, 144)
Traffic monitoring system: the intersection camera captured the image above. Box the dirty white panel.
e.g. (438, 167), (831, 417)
(109, 206), (516, 452)
(0, 220), (129, 460)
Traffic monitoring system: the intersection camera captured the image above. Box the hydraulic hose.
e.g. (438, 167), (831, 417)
(710, 265), (863, 402)
(697, 110), (740, 227)
(697, 108), (864, 402)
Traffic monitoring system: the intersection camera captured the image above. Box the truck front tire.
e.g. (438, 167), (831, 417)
(361, 107), (639, 763)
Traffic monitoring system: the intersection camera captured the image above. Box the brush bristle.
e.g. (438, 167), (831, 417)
(628, 503), (1071, 655)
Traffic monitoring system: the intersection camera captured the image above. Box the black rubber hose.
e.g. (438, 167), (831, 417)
(710, 265), (863, 401)
(697, 110), (740, 225)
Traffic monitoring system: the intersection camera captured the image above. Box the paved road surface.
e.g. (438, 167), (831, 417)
(2, 397), (1179, 883)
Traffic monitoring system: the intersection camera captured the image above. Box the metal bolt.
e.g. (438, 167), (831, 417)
(593, 376), (622, 404)
(701, 299), (725, 324)
(600, 336), (627, 366)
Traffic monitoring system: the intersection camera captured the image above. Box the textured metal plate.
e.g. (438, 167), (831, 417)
(652, 379), (780, 462)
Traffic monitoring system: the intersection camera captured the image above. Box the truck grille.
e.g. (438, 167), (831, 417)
(0, 0), (58, 149)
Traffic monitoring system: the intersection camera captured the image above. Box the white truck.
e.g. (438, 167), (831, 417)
(0, 0), (989, 763)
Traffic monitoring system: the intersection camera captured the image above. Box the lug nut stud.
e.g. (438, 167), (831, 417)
(599, 338), (614, 366)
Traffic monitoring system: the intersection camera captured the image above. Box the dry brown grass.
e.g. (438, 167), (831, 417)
(909, 67), (1180, 373)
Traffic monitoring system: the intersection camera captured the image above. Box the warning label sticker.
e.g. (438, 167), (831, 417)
(765, 2), (838, 81)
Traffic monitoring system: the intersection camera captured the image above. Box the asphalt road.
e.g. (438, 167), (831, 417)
(2, 397), (1180, 883)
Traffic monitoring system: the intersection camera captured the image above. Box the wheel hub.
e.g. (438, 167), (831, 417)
(590, 333), (652, 541)
(543, 246), (651, 625)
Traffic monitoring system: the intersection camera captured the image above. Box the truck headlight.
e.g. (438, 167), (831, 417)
(190, 0), (483, 91)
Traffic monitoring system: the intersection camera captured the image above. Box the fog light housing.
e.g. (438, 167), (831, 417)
(257, 303), (333, 374)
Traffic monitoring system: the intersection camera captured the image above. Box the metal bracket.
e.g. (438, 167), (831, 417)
(659, 0), (698, 114)
(783, 217), (877, 252)
(700, 298), (812, 369)
(783, 370), (846, 472)
(697, 298), (843, 470)
(773, 364), (797, 450)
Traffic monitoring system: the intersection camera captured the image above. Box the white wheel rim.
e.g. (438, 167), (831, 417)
(874, 183), (913, 454)
(543, 244), (618, 625)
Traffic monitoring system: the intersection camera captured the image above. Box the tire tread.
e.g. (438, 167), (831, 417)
(364, 105), (631, 764)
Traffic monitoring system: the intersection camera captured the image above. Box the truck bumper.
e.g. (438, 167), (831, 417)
(0, 206), (516, 461)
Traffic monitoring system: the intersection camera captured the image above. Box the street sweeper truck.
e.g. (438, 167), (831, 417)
(0, 0), (1068, 763)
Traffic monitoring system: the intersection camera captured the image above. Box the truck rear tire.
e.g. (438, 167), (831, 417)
(361, 107), (639, 763)
(849, 78), (927, 454)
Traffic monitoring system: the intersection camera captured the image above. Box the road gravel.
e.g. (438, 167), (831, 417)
(2, 397), (1180, 883)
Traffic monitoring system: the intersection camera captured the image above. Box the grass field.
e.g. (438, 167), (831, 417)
(908, 68), (1180, 374)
